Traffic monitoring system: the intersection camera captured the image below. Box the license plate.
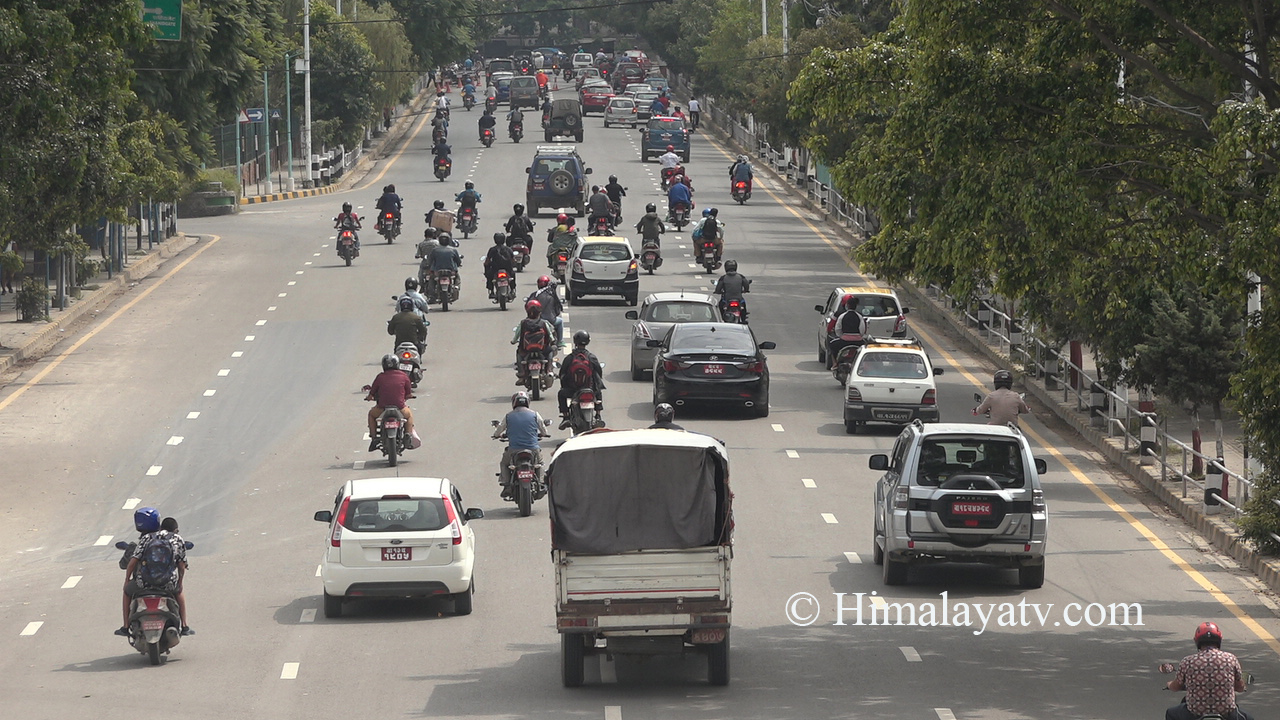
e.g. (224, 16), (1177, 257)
(399, 363), (413, 372)
(440, 277), (451, 285)
(529, 362), (542, 372)
(384, 420), (400, 429)
(517, 470), (534, 482)
(691, 629), (725, 644)
(595, 285), (615, 292)
(952, 501), (993, 516)
(342, 238), (353, 245)
(873, 409), (911, 421)
(141, 619), (165, 631)
(579, 402), (593, 408)
(498, 279), (508, 287)
(381, 547), (412, 561)
(703, 364), (725, 375)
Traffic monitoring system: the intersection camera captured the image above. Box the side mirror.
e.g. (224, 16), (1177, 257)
(525, 167), (531, 173)
(314, 510), (333, 523)
(868, 454), (889, 471)
(933, 368), (944, 376)
(115, 541), (130, 550)
(625, 310), (639, 320)
(544, 419), (552, 426)
(646, 339), (663, 348)
(902, 307), (911, 314)
(585, 167), (593, 174)
(814, 304), (824, 312)
(490, 419), (500, 427)
(1034, 458), (1048, 474)
(465, 508), (485, 520)
(758, 341), (776, 350)
(184, 541), (195, 550)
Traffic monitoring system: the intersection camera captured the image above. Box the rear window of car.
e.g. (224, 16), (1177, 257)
(511, 76), (536, 88)
(648, 117), (684, 131)
(856, 352), (928, 379)
(496, 78), (512, 88)
(489, 60), (513, 71)
(916, 439), (1026, 488)
(579, 243), (632, 262)
(644, 301), (717, 323)
(609, 99), (636, 108)
(845, 294), (900, 316)
(669, 327), (757, 355)
(343, 498), (448, 532)
(532, 158), (578, 175)
(574, 54), (592, 63)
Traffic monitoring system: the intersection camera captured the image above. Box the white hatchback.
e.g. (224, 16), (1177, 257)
(604, 97), (638, 128)
(569, 236), (639, 306)
(314, 477), (484, 618)
(844, 339), (942, 434)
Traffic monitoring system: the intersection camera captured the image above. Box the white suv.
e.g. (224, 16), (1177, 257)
(870, 422), (1049, 588)
(844, 338), (943, 434)
(314, 477), (484, 618)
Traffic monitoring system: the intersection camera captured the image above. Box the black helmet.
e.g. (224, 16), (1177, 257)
(709, 207), (719, 216)
(382, 354), (398, 371)
(493, 232), (507, 244)
(609, 174), (618, 183)
(513, 203), (525, 214)
(398, 297), (414, 313)
(573, 330), (590, 347)
(434, 200), (445, 210)
(724, 259), (738, 273)
(465, 181), (475, 189)
(405, 277), (419, 291)
(994, 369), (1013, 389)
(654, 403), (675, 424)
(511, 391), (530, 409)
(646, 203), (656, 213)
(387, 183), (396, 193)
(342, 202), (352, 212)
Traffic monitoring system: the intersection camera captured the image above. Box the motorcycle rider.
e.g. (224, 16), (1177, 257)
(120, 515), (192, 637)
(546, 214), (580, 270)
(398, 277), (430, 318)
(975, 369), (1031, 426)
(528, 275), (565, 346)
(455, 181), (482, 221)
(116, 507), (162, 636)
(695, 207), (723, 261)
(667, 175), (693, 220)
(478, 108), (498, 140)
(635, 203), (666, 246)
(428, 233), (463, 295)
(587, 185), (614, 230)
(435, 90), (451, 115)
(375, 184), (403, 232)
(658, 144), (681, 170)
(648, 95), (665, 118)
(649, 403), (685, 430)
(462, 77), (476, 104)
(558, 330), (606, 429)
(425, 199), (450, 230)
(540, 96), (553, 127)
(334, 202), (362, 252)
(713, 259), (751, 320)
(366, 353), (416, 451)
(388, 296), (428, 353)
(512, 299), (557, 365)
(604, 175), (627, 222)
(826, 295), (869, 369)
(505, 105), (525, 137)
(431, 136), (453, 168)
(1165, 622), (1252, 720)
(484, 232), (516, 295)
(729, 155), (753, 194)
(492, 391), (550, 501)
(687, 97), (701, 130)
(505, 203), (535, 244)
(430, 107), (449, 138)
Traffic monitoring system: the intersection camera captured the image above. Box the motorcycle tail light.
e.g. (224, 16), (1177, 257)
(921, 389), (937, 405)
(735, 182), (745, 189)
(895, 314), (907, 333)
(142, 596), (164, 612)
(497, 271), (508, 279)
(580, 391), (595, 403)
(401, 352), (412, 359)
(557, 252), (568, 262)
(331, 496), (350, 547)
(728, 300), (741, 308)
(442, 494), (462, 545)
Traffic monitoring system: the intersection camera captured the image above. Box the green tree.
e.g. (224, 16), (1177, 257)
(385, 0), (476, 68)
(310, 0), (380, 148)
(356, 2), (417, 111)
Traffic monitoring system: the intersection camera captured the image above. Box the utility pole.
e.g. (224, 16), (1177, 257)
(285, 52), (294, 189)
(303, 0), (313, 189)
(781, 0), (790, 56)
(761, 0), (767, 37)
(262, 70), (273, 193)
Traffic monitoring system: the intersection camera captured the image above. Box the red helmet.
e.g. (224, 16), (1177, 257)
(525, 299), (542, 317)
(1194, 622), (1223, 648)
(666, 145), (674, 152)
(537, 275), (552, 288)
(557, 213), (569, 224)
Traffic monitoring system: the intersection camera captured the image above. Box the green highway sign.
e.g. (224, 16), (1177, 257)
(141, 0), (182, 42)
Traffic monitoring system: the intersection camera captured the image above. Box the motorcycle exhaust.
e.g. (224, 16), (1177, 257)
(744, 401), (755, 408)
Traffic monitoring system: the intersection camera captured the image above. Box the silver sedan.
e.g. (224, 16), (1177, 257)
(625, 292), (723, 380)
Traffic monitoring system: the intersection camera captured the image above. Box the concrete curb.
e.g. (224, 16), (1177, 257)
(695, 111), (1280, 594)
(240, 186), (336, 205)
(0, 233), (198, 377)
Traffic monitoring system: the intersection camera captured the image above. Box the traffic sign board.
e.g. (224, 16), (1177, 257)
(141, 0), (182, 41)
(244, 108), (265, 122)
(270, 109), (282, 120)
(237, 110), (250, 124)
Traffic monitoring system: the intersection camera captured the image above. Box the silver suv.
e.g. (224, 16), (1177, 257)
(870, 421), (1048, 588)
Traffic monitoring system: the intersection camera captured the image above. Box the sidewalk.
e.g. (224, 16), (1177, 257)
(692, 97), (1280, 594)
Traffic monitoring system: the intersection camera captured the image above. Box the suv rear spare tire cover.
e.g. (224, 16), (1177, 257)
(565, 114), (579, 127)
(549, 169), (575, 196)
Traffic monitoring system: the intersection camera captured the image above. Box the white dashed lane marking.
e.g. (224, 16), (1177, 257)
(203, 390), (216, 397)
(231, 351), (243, 358)
(801, 478), (816, 488)
(304, 262), (312, 266)
(900, 646), (922, 662)
(218, 369), (230, 377)
(122, 498), (141, 510)
(300, 609), (317, 623)
(167, 436), (184, 445)
(844, 551), (861, 564)
(315, 565), (322, 577)
(95, 535), (114, 547)
(935, 710), (957, 720)
(245, 335), (256, 341)
(353, 460), (366, 470)
(295, 271), (304, 275)
(147, 465), (163, 475)
(605, 707), (622, 720)
(19, 622), (43, 636)
(822, 513), (838, 524)
(268, 306), (276, 311)
(288, 281), (296, 286)
(280, 662), (300, 679)
(785, 450), (799, 458)
(255, 320), (267, 326)
(279, 292), (287, 297)
(186, 412), (200, 419)
(771, 424), (784, 432)
(62, 576), (81, 589)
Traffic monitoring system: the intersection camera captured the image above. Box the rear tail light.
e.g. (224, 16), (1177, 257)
(663, 360), (681, 372)
(1032, 489), (1046, 510)
(894, 314), (907, 333)
(921, 389), (936, 405)
(826, 317), (838, 333)
(331, 496), (350, 547)
(401, 352), (413, 359)
(894, 486), (909, 510)
(558, 252), (568, 262)
(846, 386), (863, 403)
(635, 322), (652, 339)
(143, 597), (164, 612)
(627, 260), (638, 274)
(442, 494), (462, 545)
(497, 271), (509, 279)
(572, 258), (584, 273)
(735, 182), (746, 189)
(735, 361), (764, 373)
(579, 391), (595, 403)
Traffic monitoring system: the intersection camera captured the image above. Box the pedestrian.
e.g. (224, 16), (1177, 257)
(1, 240), (18, 295)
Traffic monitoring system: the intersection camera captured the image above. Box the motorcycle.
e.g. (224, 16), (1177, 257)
(490, 422), (551, 517)
(661, 166), (681, 191)
(373, 405), (412, 467)
(669, 203), (690, 230)
(509, 237), (532, 271)
(377, 210), (401, 242)
(434, 155), (452, 181)
(552, 250), (570, 283)
(515, 351), (556, 401)
(432, 125), (447, 144)
(114, 539), (195, 665)
(457, 206), (478, 238)
(491, 269), (516, 310)
(732, 180), (751, 204)
(565, 387), (605, 436)
(639, 238), (662, 274)
(481, 127), (495, 148)
(699, 240), (720, 272)
(1158, 661), (1254, 720)
(337, 228), (359, 266)
(722, 297), (747, 325)
(509, 121), (523, 143)
(463, 92), (475, 111)
(588, 215), (613, 236)
(485, 96), (498, 113)
(831, 334), (866, 384)
(396, 341), (423, 387)
(428, 268), (460, 311)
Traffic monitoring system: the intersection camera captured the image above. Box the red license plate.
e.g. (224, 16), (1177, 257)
(440, 277), (451, 285)
(384, 420), (400, 429)
(952, 501), (992, 516)
(529, 362), (542, 372)
(141, 619), (165, 631)
(381, 547), (412, 561)
(702, 364), (725, 375)
(517, 470), (534, 482)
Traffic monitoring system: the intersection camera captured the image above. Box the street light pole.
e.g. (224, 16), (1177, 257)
(761, 0), (767, 37)
(303, 0), (313, 189)
(285, 51), (294, 189)
(781, 0), (790, 56)
(262, 69), (273, 193)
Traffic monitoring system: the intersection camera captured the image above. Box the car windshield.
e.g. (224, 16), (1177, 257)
(856, 352), (928, 379)
(532, 158), (578, 175)
(645, 302), (717, 323)
(648, 118), (684, 131)
(670, 327), (757, 355)
(489, 61), (513, 71)
(579, 243), (632, 262)
(343, 498), (448, 532)
(916, 439), (1026, 488)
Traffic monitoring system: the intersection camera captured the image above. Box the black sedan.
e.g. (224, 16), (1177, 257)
(649, 323), (776, 418)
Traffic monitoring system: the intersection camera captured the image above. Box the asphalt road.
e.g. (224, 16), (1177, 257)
(1, 87), (1278, 719)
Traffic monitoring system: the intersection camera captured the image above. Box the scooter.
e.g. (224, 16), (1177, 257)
(639, 238), (662, 274)
(463, 92), (475, 110)
(589, 215), (612, 236)
(395, 341), (423, 387)
(699, 240), (720, 272)
(509, 237), (532, 271)
(1157, 661), (1254, 720)
(114, 539), (195, 665)
(661, 166), (682, 191)
(480, 127), (495, 147)
(491, 269), (516, 310)
(552, 250), (570, 283)
(491, 423), (552, 517)
(434, 156), (452, 181)
(457, 207), (478, 238)
(669, 203), (690, 230)
(732, 180), (751, 204)
(565, 387), (605, 436)
(510, 121), (523, 143)
(722, 297), (747, 324)
(831, 335), (865, 385)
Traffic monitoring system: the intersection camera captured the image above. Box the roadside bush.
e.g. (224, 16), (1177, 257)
(15, 276), (48, 322)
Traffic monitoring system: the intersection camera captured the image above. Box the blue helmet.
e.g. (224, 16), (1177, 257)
(134, 507), (161, 534)
(702, 208), (712, 217)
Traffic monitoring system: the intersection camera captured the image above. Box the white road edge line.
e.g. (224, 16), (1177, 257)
(280, 662), (300, 679)
(62, 576), (82, 589)
(900, 646), (922, 662)
(604, 706), (622, 720)
(20, 622), (43, 636)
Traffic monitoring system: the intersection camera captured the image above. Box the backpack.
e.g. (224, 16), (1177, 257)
(138, 534), (176, 588)
(691, 223), (703, 240)
(520, 319), (548, 352)
(565, 351), (593, 387)
(702, 218), (719, 240)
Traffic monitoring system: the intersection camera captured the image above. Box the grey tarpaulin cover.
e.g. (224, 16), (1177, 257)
(547, 429), (730, 554)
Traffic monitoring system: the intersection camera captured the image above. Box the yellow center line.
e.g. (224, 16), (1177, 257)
(701, 131), (1280, 655)
(0, 235), (222, 414)
(351, 104), (434, 194)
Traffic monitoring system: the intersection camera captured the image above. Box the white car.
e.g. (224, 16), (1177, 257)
(603, 97), (638, 128)
(314, 477), (484, 618)
(572, 52), (594, 70)
(814, 285), (910, 363)
(568, 236), (639, 306)
(844, 338), (942, 434)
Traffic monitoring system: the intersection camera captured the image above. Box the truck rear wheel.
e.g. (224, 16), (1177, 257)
(562, 634), (585, 687)
(707, 630), (730, 686)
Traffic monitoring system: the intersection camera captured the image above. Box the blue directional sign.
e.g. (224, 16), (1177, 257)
(245, 107), (265, 122)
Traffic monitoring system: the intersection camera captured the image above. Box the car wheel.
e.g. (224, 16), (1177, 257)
(844, 412), (859, 435)
(562, 634), (586, 687)
(872, 526), (885, 565)
(818, 342), (827, 364)
(323, 591), (343, 618)
(1019, 562), (1045, 589)
(882, 554), (909, 586)
(707, 629), (730, 686)
(631, 363), (645, 381)
(453, 579), (475, 615)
